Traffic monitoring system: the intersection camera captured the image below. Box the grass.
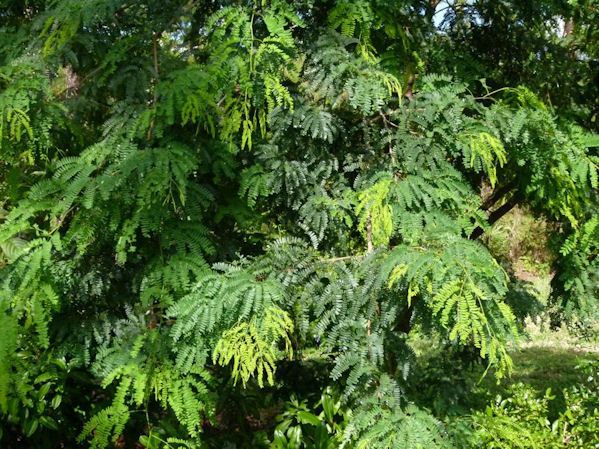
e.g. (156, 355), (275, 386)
(483, 206), (599, 418)
(496, 321), (599, 419)
(406, 208), (599, 444)
(504, 345), (597, 419)
(408, 318), (599, 420)
(411, 203), (599, 420)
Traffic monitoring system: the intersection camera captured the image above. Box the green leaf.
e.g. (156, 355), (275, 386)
(297, 410), (322, 426)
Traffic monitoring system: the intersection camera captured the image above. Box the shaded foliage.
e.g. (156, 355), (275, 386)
(0, 0), (597, 447)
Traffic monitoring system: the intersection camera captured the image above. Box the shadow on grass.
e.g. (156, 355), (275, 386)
(410, 343), (598, 420)
(500, 346), (598, 419)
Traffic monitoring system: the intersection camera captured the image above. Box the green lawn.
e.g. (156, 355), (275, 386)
(504, 344), (598, 419)
(409, 321), (599, 420)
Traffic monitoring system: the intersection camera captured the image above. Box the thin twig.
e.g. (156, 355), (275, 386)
(320, 255), (362, 263)
(147, 32), (161, 141)
(473, 87), (511, 100)
(366, 213), (374, 253)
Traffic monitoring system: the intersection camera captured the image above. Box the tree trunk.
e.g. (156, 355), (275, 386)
(470, 192), (522, 240)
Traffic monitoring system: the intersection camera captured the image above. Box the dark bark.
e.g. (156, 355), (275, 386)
(470, 192), (522, 239)
(395, 305), (413, 334)
(405, 74), (416, 100)
(482, 180), (516, 211)
(425, 0), (442, 23)
(563, 18), (574, 37)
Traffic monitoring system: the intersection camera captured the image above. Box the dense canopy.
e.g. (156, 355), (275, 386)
(0, 1), (598, 448)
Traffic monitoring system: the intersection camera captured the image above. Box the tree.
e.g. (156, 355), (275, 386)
(0, 1), (597, 447)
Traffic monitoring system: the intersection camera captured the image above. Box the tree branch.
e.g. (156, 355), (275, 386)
(147, 32), (161, 141)
(366, 213), (374, 253)
(395, 305), (413, 334)
(482, 180), (516, 211)
(470, 192), (522, 240)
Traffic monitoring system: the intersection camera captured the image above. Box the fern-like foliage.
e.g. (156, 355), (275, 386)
(342, 374), (451, 449)
(355, 177), (393, 247)
(302, 33), (401, 114)
(383, 235), (518, 376)
(0, 310), (18, 413)
(213, 306), (293, 387)
(552, 214), (599, 330)
(0, 1), (596, 447)
(0, 55), (63, 171)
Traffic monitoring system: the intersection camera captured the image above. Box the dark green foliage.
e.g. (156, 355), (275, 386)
(0, 0), (597, 447)
(552, 215), (599, 331)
